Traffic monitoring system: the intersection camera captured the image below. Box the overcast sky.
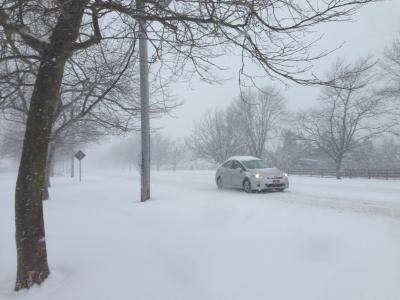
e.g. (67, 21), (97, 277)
(152, 0), (400, 139)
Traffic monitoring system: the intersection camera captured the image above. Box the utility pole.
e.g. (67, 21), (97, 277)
(138, 0), (150, 202)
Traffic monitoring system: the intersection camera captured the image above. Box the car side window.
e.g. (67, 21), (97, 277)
(232, 161), (241, 170)
(222, 161), (232, 168)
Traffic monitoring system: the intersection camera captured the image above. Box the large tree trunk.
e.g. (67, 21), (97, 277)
(15, 55), (66, 291)
(335, 159), (342, 180)
(42, 142), (56, 201)
(14, 1), (88, 290)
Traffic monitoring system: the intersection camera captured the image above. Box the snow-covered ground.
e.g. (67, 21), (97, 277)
(1, 171), (400, 300)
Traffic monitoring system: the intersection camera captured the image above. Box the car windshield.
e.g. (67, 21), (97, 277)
(241, 160), (271, 169)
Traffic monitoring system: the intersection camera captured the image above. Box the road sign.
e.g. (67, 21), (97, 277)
(75, 150), (86, 161)
(74, 150), (86, 182)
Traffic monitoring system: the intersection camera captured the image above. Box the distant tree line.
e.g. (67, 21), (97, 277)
(101, 133), (190, 172)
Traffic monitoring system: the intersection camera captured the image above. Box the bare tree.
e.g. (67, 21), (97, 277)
(382, 35), (400, 98)
(0, 0), (379, 291)
(187, 108), (245, 164)
(381, 34), (400, 134)
(151, 133), (171, 171)
(375, 138), (400, 168)
(0, 1), (136, 290)
(0, 34), (180, 200)
(0, 120), (25, 160)
(272, 130), (314, 171)
(0, 46), (138, 200)
(230, 87), (286, 158)
(103, 134), (142, 171)
(170, 138), (186, 171)
(297, 58), (394, 179)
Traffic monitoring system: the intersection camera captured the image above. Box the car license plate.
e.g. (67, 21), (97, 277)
(272, 180), (280, 185)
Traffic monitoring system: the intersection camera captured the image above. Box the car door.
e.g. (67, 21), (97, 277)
(220, 160), (233, 187)
(230, 160), (245, 188)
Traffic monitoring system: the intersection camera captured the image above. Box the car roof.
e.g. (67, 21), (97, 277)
(227, 156), (260, 162)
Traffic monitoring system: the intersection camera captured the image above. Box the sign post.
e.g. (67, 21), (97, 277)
(74, 150), (86, 182)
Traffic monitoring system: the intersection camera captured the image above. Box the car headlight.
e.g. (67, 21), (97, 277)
(283, 172), (288, 177)
(254, 173), (264, 179)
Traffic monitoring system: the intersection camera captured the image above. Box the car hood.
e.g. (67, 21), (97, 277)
(250, 168), (284, 178)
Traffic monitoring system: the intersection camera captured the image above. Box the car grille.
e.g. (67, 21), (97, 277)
(265, 183), (284, 188)
(266, 176), (283, 179)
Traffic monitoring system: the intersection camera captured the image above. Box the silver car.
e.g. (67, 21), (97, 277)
(215, 156), (289, 192)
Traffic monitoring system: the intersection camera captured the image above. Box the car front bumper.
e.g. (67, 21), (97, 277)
(250, 176), (289, 191)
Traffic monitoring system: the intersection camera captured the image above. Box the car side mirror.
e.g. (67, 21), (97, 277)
(235, 167), (243, 173)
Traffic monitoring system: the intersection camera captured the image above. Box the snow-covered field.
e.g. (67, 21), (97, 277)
(1, 171), (400, 300)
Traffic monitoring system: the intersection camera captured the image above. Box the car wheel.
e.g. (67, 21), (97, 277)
(243, 179), (252, 193)
(217, 177), (224, 189)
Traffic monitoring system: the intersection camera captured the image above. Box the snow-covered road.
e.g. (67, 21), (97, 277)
(1, 171), (400, 300)
(149, 170), (400, 219)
